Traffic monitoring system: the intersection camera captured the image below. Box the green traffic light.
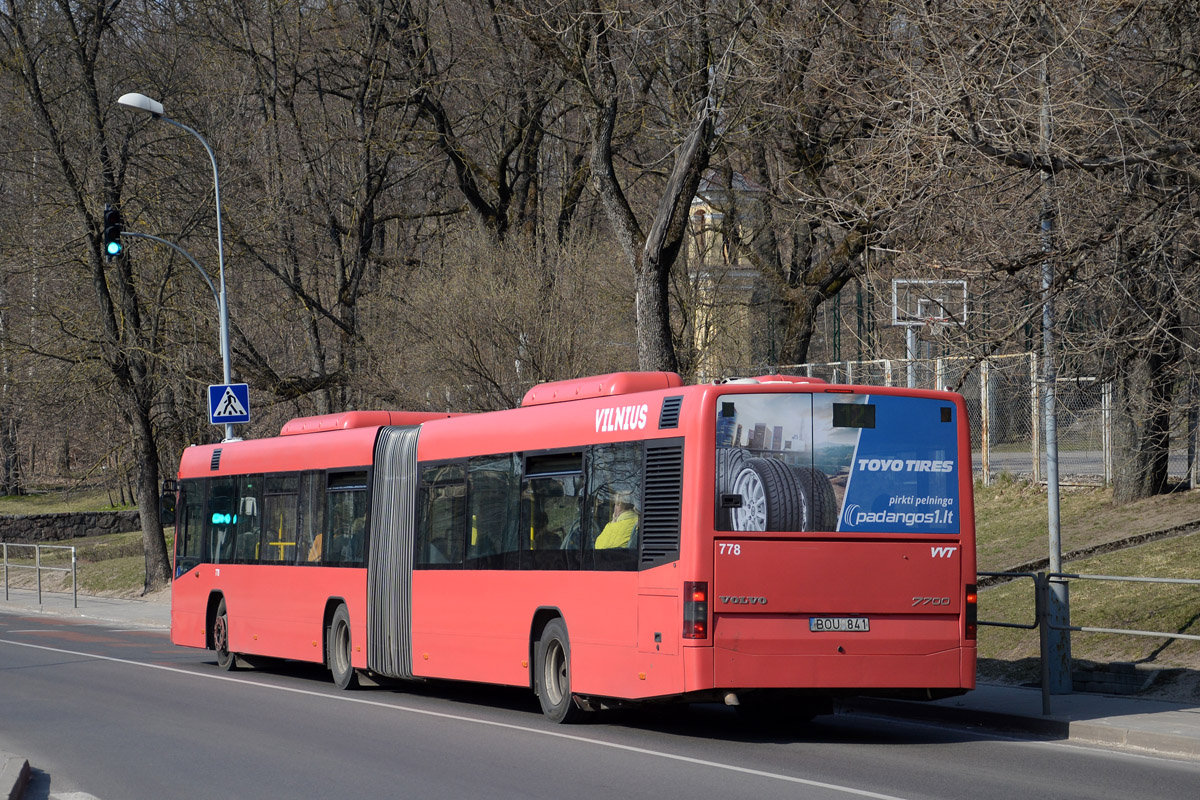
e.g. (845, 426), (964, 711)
(106, 240), (122, 256)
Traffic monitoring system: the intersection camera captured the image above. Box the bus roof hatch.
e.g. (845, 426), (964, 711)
(522, 371), (684, 407)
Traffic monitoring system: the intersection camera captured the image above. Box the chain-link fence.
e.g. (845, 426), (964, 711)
(782, 353), (1198, 486)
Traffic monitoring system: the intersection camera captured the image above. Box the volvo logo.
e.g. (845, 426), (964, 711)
(719, 595), (768, 605)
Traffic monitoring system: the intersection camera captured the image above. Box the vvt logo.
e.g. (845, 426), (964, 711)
(930, 546), (958, 558)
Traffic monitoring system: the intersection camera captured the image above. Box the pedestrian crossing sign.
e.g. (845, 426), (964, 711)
(208, 383), (251, 425)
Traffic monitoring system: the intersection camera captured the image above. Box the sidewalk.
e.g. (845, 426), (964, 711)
(2, 592), (1199, 799)
(842, 684), (1200, 759)
(0, 586), (169, 629)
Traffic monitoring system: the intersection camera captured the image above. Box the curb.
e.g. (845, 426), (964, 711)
(1, 752), (29, 800)
(839, 697), (1200, 759)
(1068, 720), (1200, 759)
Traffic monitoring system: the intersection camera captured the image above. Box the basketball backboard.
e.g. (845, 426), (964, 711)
(891, 279), (968, 330)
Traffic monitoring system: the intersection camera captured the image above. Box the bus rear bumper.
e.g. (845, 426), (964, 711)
(711, 645), (972, 690)
(703, 613), (976, 691)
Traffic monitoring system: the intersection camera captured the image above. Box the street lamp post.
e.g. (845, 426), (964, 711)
(117, 92), (236, 442)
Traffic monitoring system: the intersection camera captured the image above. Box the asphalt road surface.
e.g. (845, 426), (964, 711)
(2, 613), (1198, 800)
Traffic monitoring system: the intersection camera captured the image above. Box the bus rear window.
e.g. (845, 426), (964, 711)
(715, 393), (960, 534)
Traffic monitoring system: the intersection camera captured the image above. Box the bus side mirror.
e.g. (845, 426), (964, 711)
(159, 495), (177, 526)
(720, 493), (743, 509)
(160, 481), (177, 526)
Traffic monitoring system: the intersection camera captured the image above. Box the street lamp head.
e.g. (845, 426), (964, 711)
(117, 92), (165, 117)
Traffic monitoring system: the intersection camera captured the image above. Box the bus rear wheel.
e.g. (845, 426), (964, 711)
(214, 598), (236, 671)
(328, 605), (359, 690)
(535, 619), (586, 723)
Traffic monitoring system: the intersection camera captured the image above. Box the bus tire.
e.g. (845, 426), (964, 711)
(534, 619), (585, 723)
(328, 605), (359, 690)
(214, 598), (237, 671)
(791, 466), (839, 531)
(730, 458), (802, 531)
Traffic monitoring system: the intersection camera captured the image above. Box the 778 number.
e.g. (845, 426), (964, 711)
(719, 543), (742, 555)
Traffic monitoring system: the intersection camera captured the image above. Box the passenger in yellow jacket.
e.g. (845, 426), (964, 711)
(594, 498), (638, 549)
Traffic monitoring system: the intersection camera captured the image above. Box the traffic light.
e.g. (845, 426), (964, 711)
(102, 204), (123, 260)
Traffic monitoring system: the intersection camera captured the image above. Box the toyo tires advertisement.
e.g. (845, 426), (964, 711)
(716, 393), (960, 534)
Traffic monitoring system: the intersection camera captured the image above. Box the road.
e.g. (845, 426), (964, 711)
(2, 613), (1198, 800)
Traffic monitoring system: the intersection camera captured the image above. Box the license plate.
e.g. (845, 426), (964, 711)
(809, 617), (870, 632)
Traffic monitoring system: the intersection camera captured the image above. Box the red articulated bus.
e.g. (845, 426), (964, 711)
(168, 372), (976, 722)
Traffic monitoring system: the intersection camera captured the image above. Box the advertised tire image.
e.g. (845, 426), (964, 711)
(328, 605), (359, 690)
(213, 598), (236, 671)
(729, 457), (803, 531)
(716, 448), (748, 493)
(791, 466), (839, 532)
(716, 448), (749, 528)
(534, 619), (586, 723)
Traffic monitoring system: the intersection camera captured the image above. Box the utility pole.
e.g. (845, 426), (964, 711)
(1039, 36), (1072, 694)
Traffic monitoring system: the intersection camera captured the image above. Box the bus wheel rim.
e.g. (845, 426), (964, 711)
(546, 639), (567, 706)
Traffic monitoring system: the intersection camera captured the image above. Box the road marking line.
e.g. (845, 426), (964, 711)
(2, 637), (905, 799)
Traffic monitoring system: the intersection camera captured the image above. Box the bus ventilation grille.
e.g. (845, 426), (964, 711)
(658, 396), (683, 429)
(641, 442), (683, 567)
(210, 449), (222, 471)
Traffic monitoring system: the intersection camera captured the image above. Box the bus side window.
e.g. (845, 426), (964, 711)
(521, 452), (582, 571)
(175, 480), (205, 577)
(234, 475), (263, 562)
(416, 463), (465, 568)
(585, 443), (642, 571)
(262, 474), (299, 564)
(298, 471), (326, 564)
(205, 478), (238, 564)
(466, 454), (519, 569)
(326, 470), (368, 566)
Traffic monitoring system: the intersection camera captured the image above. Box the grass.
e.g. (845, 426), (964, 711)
(975, 477), (1200, 681)
(0, 489), (135, 515)
(975, 474), (1200, 571)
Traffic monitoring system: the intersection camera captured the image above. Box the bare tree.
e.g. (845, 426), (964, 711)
(0, 0), (172, 588)
(883, 0), (1200, 500)
(515, 0), (757, 372)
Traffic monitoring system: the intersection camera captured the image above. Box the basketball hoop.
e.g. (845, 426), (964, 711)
(891, 279), (968, 388)
(922, 316), (952, 335)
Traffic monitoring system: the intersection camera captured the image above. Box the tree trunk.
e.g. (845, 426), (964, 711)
(1111, 347), (1176, 503)
(131, 405), (171, 592)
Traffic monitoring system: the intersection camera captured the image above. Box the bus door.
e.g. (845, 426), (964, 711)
(366, 425), (421, 680)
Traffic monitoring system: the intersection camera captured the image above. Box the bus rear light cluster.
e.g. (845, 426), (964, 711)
(683, 581), (708, 639)
(965, 585), (978, 641)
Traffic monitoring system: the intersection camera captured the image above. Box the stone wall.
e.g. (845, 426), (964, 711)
(0, 511), (141, 543)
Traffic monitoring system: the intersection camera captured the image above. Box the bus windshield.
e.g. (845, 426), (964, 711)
(715, 392), (961, 534)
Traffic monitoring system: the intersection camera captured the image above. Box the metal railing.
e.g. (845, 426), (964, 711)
(978, 570), (1200, 714)
(2, 543), (77, 608)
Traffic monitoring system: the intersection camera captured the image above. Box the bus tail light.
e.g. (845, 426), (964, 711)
(965, 584), (978, 641)
(683, 581), (708, 639)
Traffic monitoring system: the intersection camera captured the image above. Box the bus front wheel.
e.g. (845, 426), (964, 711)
(328, 605), (359, 690)
(535, 619), (586, 723)
(214, 598), (236, 671)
